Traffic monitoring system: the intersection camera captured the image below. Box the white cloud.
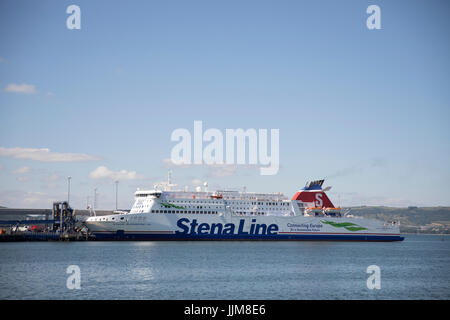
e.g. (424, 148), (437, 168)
(0, 147), (100, 162)
(22, 192), (47, 204)
(161, 158), (192, 168)
(191, 179), (203, 186)
(206, 164), (238, 178)
(43, 173), (60, 182)
(161, 158), (252, 178)
(89, 166), (139, 180)
(12, 166), (31, 174)
(4, 83), (37, 94)
(0, 190), (50, 208)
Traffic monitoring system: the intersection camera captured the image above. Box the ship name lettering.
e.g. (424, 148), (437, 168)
(176, 218), (279, 236)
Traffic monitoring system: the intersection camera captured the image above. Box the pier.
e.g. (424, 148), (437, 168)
(0, 231), (92, 241)
(0, 201), (106, 242)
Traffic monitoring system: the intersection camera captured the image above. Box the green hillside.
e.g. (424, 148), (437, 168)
(345, 206), (450, 234)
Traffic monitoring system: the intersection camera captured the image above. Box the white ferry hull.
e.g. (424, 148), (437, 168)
(86, 214), (403, 242)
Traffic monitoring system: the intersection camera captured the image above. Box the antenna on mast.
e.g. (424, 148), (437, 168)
(166, 170), (177, 191)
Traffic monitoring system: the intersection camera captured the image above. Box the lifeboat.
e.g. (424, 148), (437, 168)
(304, 207), (324, 216)
(210, 193), (223, 199)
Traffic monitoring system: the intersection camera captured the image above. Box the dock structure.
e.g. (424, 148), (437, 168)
(0, 201), (103, 241)
(0, 231), (92, 241)
(0, 207), (114, 221)
(52, 201), (74, 234)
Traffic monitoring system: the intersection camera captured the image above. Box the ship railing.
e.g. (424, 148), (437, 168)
(165, 190), (287, 199)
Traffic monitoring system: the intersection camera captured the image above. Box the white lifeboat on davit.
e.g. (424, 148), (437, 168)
(304, 207), (324, 216)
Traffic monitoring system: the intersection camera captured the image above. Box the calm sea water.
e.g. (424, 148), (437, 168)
(0, 234), (449, 300)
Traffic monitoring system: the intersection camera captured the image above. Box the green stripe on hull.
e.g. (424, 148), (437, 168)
(321, 220), (368, 232)
(160, 202), (185, 209)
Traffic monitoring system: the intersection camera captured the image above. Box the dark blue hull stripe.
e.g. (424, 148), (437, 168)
(92, 232), (404, 242)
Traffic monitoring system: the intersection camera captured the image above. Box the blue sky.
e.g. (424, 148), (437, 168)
(0, 0), (449, 209)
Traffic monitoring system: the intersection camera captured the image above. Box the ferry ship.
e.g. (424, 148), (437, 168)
(84, 176), (403, 241)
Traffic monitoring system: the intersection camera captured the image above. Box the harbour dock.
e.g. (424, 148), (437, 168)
(0, 231), (92, 241)
(0, 201), (113, 242)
